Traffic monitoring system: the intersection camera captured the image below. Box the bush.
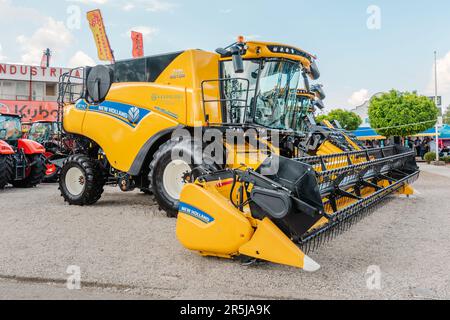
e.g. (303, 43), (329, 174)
(424, 152), (436, 164)
(442, 156), (450, 164)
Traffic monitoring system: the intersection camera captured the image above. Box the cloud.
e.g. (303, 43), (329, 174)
(125, 26), (159, 39)
(220, 9), (232, 14)
(348, 89), (370, 107)
(244, 35), (261, 41)
(0, 0), (45, 23)
(68, 51), (96, 68)
(143, 0), (177, 12)
(16, 17), (73, 65)
(0, 44), (7, 62)
(67, 0), (177, 12)
(67, 0), (109, 4)
(123, 3), (135, 11)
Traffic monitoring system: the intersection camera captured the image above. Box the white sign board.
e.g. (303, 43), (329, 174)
(0, 63), (81, 83)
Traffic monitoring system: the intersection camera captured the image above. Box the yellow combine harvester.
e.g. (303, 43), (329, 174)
(58, 39), (419, 271)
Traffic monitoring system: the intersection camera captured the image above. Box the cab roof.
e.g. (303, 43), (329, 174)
(220, 40), (317, 70)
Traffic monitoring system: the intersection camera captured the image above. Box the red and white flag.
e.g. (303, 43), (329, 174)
(131, 31), (144, 58)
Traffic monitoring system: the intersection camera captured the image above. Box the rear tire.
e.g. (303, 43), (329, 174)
(59, 155), (105, 206)
(11, 154), (46, 188)
(0, 155), (13, 189)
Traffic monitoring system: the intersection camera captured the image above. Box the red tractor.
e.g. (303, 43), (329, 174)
(26, 120), (72, 182)
(0, 112), (46, 189)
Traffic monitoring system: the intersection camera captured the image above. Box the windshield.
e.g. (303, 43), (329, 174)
(221, 58), (311, 129)
(253, 60), (301, 129)
(0, 115), (22, 140)
(28, 122), (53, 142)
(287, 96), (314, 132)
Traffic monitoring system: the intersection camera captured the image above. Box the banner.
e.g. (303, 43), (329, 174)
(131, 31), (144, 58)
(0, 100), (58, 122)
(86, 9), (114, 62)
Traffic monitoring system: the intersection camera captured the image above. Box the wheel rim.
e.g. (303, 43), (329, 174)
(65, 167), (86, 196)
(162, 159), (191, 200)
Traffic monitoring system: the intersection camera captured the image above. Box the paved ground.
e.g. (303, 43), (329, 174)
(0, 165), (449, 300)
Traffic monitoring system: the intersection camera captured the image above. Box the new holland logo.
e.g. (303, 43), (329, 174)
(127, 107), (140, 124)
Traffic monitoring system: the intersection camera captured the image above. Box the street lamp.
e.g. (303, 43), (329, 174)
(434, 51), (440, 162)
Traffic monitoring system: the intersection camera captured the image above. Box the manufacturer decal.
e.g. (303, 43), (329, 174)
(169, 69), (186, 79)
(267, 45), (313, 61)
(127, 106), (140, 124)
(155, 106), (178, 119)
(179, 203), (215, 224)
(75, 100), (88, 111)
(80, 100), (150, 128)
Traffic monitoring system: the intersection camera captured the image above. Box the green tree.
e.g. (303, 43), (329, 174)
(315, 109), (362, 131)
(368, 90), (439, 137)
(444, 108), (450, 125)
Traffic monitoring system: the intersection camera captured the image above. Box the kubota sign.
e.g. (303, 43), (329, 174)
(0, 100), (57, 122)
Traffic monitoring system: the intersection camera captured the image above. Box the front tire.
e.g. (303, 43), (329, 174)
(0, 155), (13, 189)
(11, 154), (46, 188)
(59, 155), (105, 206)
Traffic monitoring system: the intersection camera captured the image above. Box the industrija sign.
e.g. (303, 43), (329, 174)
(0, 63), (80, 82)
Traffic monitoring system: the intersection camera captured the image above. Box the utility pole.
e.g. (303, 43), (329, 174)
(44, 48), (51, 68)
(434, 51), (440, 162)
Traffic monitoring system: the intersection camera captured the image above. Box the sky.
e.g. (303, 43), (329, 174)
(1, 0), (450, 113)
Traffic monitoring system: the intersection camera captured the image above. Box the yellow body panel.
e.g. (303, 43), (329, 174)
(176, 184), (254, 257)
(83, 105), (179, 172)
(63, 50), (222, 172)
(239, 218), (307, 269)
(63, 104), (87, 134)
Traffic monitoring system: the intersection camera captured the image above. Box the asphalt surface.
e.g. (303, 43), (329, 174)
(0, 165), (449, 300)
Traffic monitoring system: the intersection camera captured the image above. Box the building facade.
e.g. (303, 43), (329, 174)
(0, 63), (81, 122)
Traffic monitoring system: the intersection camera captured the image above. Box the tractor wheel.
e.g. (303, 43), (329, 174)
(0, 154), (13, 189)
(149, 139), (217, 218)
(11, 154), (46, 188)
(58, 155), (105, 206)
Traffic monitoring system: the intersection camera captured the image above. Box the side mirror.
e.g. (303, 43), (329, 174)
(315, 99), (325, 110)
(309, 60), (320, 80)
(311, 84), (326, 100)
(232, 51), (244, 74)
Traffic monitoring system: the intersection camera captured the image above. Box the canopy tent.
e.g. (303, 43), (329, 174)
(353, 124), (450, 140)
(353, 127), (386, 140)
(439, 124), (450, 139)
(413, 124), (450, 138)
(413, 127), (436, 137)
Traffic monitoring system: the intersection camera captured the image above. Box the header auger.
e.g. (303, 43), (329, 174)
(57, 38), (419, 271)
